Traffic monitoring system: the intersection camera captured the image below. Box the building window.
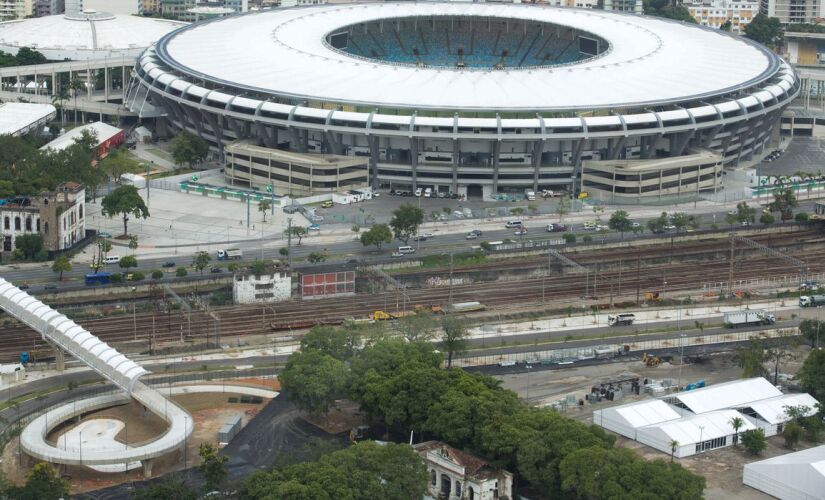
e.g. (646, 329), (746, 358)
(455, 481), (462, 498)
(25, 217), (31, 231)
(44, 222), (48, 235)
(36, 219), (40, 232)
(79, 204), (83, 219)
(431, 470), (436, 486)
(3, 217), (8, 230)
(14, 217), (20, 231)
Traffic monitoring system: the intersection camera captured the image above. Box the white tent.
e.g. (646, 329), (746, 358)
(743, 444), (825, 500)
(671, 377), (782, 414)
(593, 399), (681, 440)
(635, 409), (757, 458)
(743, 393), (821, 436)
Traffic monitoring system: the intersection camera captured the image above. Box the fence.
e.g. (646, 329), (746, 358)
(702, 272), (823, 293)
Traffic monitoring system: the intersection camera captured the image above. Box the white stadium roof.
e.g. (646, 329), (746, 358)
(158, 2), (777, 111)
(0, 11), (186, 60)
(673, 377), (782, 414)
(0, 103), (55, 136)
(744, 445), (825, 500)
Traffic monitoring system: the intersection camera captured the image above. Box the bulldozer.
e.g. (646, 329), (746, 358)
(644, 292), (662, 303)
(642, 352), (661, 367)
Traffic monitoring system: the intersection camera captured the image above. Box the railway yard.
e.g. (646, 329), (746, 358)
(1, 228), (821, 365)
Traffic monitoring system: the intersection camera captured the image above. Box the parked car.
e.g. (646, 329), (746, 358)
(98, 231), (112, 238)
(453, 211), (465, 219)
(283, 205), (300, 214)
(468, 229), (483, 237)
(414, 188), (423, 197)
(307, 223), (321, 231)
(310, 214), (324, 222)
(321, 200), (333, 208)
(210, 267), (223, 273)
(465, 232), (478, 240)
(162, 261), (176, 268)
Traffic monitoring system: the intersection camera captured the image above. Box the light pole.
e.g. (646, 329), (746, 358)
(678, 333), (686, 390)
(698, 425), (705, 452)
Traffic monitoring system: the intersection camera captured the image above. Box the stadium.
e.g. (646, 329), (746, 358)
(126, 2), (800, 200)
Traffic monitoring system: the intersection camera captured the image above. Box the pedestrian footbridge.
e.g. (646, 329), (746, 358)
(0, 278), (192, 474)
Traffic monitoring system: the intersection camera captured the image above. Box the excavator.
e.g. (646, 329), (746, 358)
(642, 352), (662, 367)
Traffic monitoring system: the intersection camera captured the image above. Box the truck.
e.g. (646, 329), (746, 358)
(607, 313), (635, 326)
(724, 309), (776, 328)
(524, 189), (536, 201)
(217, 248), (243, 260)
(800, 295), (825, 307)
(442, 301), (486, 314)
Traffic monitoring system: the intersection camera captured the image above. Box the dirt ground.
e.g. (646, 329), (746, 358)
(500, 346), (816, 499)
(1, 385), (272, 495)
(302, 399), (365, 435)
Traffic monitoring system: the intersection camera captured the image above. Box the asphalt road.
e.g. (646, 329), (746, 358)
(2, 204), (817, 292)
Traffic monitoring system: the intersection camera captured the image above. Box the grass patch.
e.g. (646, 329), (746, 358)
(419, 250), (487, 269)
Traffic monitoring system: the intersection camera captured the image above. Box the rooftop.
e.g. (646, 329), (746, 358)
(0, 103), (55, 136)
(158, 2), (778, 111)
(41, 122), (123, 152)
(672, 377), (782, 414)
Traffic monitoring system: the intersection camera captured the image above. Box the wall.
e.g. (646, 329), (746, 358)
(233, 272), (292, 304)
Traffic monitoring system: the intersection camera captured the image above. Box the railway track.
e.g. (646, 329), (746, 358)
(1, 231), (821, 363)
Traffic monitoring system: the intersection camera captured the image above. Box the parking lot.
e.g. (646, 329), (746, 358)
(756, 137), (825, 177)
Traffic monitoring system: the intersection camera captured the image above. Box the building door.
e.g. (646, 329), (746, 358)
(440, 474), (451, 498)
(466, 184), (483, 199)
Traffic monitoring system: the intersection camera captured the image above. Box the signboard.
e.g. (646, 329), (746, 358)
(299, 271), (355, 299)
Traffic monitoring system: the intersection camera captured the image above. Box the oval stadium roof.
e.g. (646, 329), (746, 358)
(0, 12), (187, 61)
(157, 2), (778, 111)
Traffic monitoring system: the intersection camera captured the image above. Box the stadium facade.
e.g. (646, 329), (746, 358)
(126, 2), (800, 199)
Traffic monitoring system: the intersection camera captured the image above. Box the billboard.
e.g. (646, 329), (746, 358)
(299, 271), (355, 299)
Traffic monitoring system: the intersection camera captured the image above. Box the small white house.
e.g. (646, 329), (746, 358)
(414, 441), (513, 500)
(232, 271), (291, 304)
(0, 363), (25, 385)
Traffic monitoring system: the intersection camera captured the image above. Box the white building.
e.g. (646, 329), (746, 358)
(35, 0), (63, 16)
(0, 0), (32, 20)
(65, 0), (141, 15)
(760, 0), (825, 24)
(594, 378), (819, 459)
(414, 441), (513, 500)
(0, 103), (56, 137)
(687, 0), (758, 34)
(601, 0), (643, 14)
(232, 271), (291, 304)
(743, 444), (825, 500)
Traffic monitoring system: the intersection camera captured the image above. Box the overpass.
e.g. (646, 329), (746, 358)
(0, 278), (191, 475)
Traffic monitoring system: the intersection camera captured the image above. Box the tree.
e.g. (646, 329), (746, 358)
(360, 224), (393, 251)
(440, 315), (467, 369)
(14, 234), (43, 260)
(176, 266), (188, 277)
(725, 211), (739, 229)
(563, 232), (577, 244)
(193, 251), (211, 275)
(556, 195), (570, 224)
(99, 149), (139, 186)
(389, 203), (425, 244)
(51, 83), (69, 127)
(644, 0), (698, 23)
(287, 226), (307, 245)
(669, 439), (679, 462)
(14, 47), (47, 66)
(647, 211), (669, 234)
(795, 212), (810, 223)
(745, 14), (784, 48)
(6, 462), (69, 500)
(169, 130), (208, 169)
(198, 443), (229, 492)
(135, 480), (197, 500)
(730, 416), (745, 446)
(608, 210), (633, 240)
(92, 238), (112, 272)
(101, 185), (150, 237)
(734, 337), (769, 378)
(300, 325), (366, 361)
(765, 333), (798, 385)
(720, 20), (732, 31)
(768, 188), (798, 222)
(397, 312), (438, 342)
(671, 212), (698, 233)
(51, 255), (71, 281)
(151, 270), (164, 280)
(760, 212), (775, 225)
(351, 224), (360, 238)
(798, 349), (825, 405)
(799, 319), (824, 347)
(736, 202), (756, 224)
(279, 247), (289, 257)
(128, 234), (139, 254)
(279, 350), (349, 415)
(591, 204), (605, 223)
(307, 252), (326, 264)
(259, 200), (271, 222)
(69, 77), (85, 124)
(119, 255), (138, 274)
(783, 422), (802, 449)
(740, 428), (767, 456)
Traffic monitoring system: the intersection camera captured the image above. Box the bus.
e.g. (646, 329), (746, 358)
(85, 272), (112, 286)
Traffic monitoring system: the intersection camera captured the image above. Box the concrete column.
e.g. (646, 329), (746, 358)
(122, 65), (127, 101)
(44, 340), (65, 371)
(86, 68), (92, 99)
(141, 458), (153, 478)
(104, 65), (109, 103)
(34, 71), (38, 96)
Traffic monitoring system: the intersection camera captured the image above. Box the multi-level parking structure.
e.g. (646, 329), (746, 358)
(127, 2), (799, 199)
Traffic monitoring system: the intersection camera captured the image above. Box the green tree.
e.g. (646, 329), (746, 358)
(647, 212), (669, 234)
(51, 255), (71, 281)
(92, 237), (112, 272)
(176, 266), (188, 277)
(69, 77), (85, 124)
(151, 270), (164, 280)
(259, 200), (271, 222)
(14, 234), (43, 260)
(193, 251), (211, 275)
(798, 349), (825, 405)
(736, 202), (756, 223)
(783, 422), (803, 449)
(14, 47), (47, 66)
(796, 212), (810, 223)
(135, 480), (197, 500)
(720, 20), (732, 31)
(360, 223), (393, 251)
(563, 232), (577, 244)
(50, 83), (69, 127)
(279, 246), (289, 257)
(198, 442), (229, 492)
(669, 439), (679, 462)
(287, 226), (307, 245)
(608, 210), (633, 240)
(300, 325), (362, 361)
(730, 416), (745, 446)
(760, 212), (775, 225)
(741, 428), (768, 456)
(768, 188), (798, 222)
(734, 337), (769, 378)
(745, 13), (784, 48)
(119, 255), (138, 273)
(101, 185), (150, 237)
(6, 462), (69, 500)
(128, 234), (139, 254)
(644, 0), (697, 23)
(397, 312), (438, 342)
(99, 149), (139, 185)
(765, 333), (798, 384)
(169, 130), (209, 169)
(307, 251), (326, 264)
(556, 195), (570, 224)
(725, 211), (739, 229)
(799, 319), (824, 347)
(250, 259), (268, 276)
(440, 315), (467, 369)
(671, 212), (698, 233)
(279, 350), (349, 415)
(389, 203), (425, 244)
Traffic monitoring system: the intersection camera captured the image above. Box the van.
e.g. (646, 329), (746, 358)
(424, 187), (432, 198)
(462, 207), (472, 218)
(397, 246), (416, 254)
(524, 189), (536, 201)
(103, 256), (120, 265)
(504, 220), (523, 228)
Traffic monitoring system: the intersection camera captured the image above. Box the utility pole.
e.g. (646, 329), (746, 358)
(286, 217), (293, 269)
(728, 235), (735, 298)
(636, 251), (641, 305)
(448, 252), (454, 306)
(246, 194), (251, 229)
(145, 162), (151, 204)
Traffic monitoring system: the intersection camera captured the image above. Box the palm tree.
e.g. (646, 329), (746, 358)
(69, 77), (85, 124)
(730, 416), (744, 446)
(669, 439), (679, 462)
(51, 84), (69, 127)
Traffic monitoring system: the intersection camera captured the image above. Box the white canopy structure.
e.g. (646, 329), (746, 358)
(670, 377), (782, 414)
(743, 445), (825, 500)
(636, 409), (757, 459)
(0, 103), (55, 136)
(592, 399), (681, 440)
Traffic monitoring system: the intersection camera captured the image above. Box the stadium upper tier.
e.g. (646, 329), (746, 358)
(153, 2), (780, 111)
(328, 16), (606, 70)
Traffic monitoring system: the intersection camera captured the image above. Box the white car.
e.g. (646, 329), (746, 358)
(664, 224), (676, 231)
(391, 252), (404, 258)
(465, 232), (478, 240)
(514, 228), (528, 236)
(421, 232), (434, 238)
(595, 225), (609, 232)
(631, 222), (641, 228)
(414, 188), (423, 197)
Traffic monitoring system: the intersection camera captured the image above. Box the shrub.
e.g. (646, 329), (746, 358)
(176, 267), (188, 277)
(131, 271), (145, 281)
(563, 233), (576, 243)
(479, 241), (492, 252)
(110, 273), (122, 283)
(795, 212), (810, 223)
(151, 270), (164, 280)
(583, 235), (593, 243)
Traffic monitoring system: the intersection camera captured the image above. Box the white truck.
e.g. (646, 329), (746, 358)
(607, 313), (635, 326)
(724, 309), (776, 328)
(216, 248), (243, 260)
(800, 295), (825, 307)
(524, 189), (536, 201)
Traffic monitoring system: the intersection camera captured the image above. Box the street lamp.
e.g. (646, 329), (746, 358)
(678, 333), (686, 390)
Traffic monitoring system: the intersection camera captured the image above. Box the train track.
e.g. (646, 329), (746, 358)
(1, 231), (821, 363)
